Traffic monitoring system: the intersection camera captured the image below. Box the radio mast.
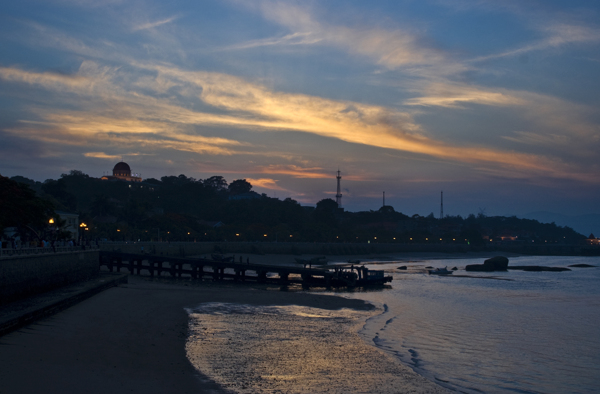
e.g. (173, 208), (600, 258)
(335, 170), (342, 208)
(440, 191), (444, 219)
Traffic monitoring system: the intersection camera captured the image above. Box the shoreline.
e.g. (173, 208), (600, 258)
(0, 272), (448, 393)
(193, 250), (522, 265)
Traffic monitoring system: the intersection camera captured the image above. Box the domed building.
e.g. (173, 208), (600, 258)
(101, 161), (142, 182)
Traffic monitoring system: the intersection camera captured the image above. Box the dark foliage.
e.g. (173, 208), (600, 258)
(3, 170), (587, 245)
(0, 175), (55, 239)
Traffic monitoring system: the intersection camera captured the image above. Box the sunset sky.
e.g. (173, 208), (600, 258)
(1, 0), (599, 218)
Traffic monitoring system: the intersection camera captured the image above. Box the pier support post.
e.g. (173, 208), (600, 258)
(279, 272), (289, 283)
(257, 271), (267, 283)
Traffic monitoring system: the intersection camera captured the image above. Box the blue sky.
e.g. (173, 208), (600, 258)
(1, 0), (599, 219)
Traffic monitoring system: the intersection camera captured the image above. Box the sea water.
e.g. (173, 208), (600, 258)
(345, 255), (600, 393)
(186, 255), (600, 393)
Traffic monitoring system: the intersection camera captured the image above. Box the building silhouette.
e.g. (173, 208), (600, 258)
(101, 161), (142, 182)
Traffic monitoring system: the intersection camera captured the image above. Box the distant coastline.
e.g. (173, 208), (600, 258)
(99, 240), (600, 258)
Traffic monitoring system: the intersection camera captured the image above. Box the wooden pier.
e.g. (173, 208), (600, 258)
(99, 251), (392, 288)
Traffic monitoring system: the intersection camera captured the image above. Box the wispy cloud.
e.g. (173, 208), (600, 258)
(222, 32), (321, 51)
(404, 80), (600, 161)
(256, 165), (330, 179)
(235, 0), (461, 74)
(0, 66), (92, 91)
(469, 23), (600, 63)
(3, 60), (597, 183)
(245, 177), (288, 191)
(404, 82), (524, 108)
(256, 164), (369, 181)
(132, 16), (179, 32)
(83, 152), (122, 160)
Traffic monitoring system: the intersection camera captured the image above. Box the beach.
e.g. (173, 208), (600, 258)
(0, 256), (449, 394)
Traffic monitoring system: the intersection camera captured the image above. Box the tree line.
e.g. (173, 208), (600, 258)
(1, 171), (585, 245)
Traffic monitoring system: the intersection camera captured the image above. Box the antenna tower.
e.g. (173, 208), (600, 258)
(440, 191), (444, 219)
(335, 170), (342, 208)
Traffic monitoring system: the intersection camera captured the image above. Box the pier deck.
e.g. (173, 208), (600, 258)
(99, 251), (392, 288)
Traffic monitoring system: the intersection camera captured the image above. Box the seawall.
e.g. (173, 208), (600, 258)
(99, 241), (590, 257)
(0, 250), (100, 305)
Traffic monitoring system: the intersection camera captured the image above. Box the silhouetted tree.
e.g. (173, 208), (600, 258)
(90, 195), (114, 217)
(316, 198), (338, 212)
(203, 176), (228, 191)
(228, 179), (252, 195)
(0, 175), (54, 238)
(41, 178), (77, 210)
(62, 170), (89, 178)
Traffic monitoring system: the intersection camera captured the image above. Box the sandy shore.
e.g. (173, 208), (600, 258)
(0, 253), (455, 394)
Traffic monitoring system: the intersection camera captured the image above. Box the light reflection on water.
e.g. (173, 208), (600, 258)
(185, 303), (444, 394)
(344, 255), (600, 393)
(184, 255), (600, 393)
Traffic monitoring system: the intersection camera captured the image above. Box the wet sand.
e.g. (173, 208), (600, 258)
(0, 255), (451, 393)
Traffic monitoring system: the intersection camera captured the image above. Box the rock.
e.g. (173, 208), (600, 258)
(397, 266), (407, 270)
(484, 256), (509, 270)
(509, 266), (571, 272)
(465, 256), (509, 272)
(451, 267), (458, 271)
(568, 264), (596, 268)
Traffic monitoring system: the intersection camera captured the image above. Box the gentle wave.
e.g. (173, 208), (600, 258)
(348, 255), (600, 393)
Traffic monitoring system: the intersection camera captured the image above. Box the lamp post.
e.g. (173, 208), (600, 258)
(79, 222), (88, 247)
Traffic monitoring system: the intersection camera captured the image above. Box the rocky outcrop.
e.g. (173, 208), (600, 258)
(465, 256), (509, 272)
(509, 266), (571, 272)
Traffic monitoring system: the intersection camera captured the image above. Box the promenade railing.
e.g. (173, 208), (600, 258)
(0, 245), (100, 259)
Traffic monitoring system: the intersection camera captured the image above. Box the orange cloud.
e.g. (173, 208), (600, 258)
(83, 152), (122, 160)
(255, 165), (330, 179)
(2, 62), (598, 184)
(245, 178), (288, 191)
